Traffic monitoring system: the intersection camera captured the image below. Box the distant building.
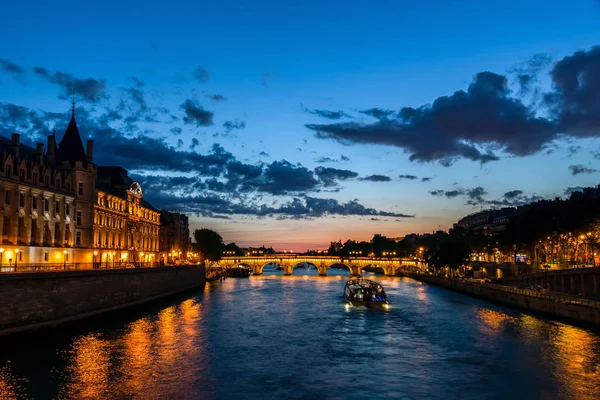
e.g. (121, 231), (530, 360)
(159, 211), (190, 264)
(455, 208), (515, 236)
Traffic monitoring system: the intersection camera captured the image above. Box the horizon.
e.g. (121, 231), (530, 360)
(2, 0), (600, 251)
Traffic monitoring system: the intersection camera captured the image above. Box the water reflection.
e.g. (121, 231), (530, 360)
(0, 277), (599, 399)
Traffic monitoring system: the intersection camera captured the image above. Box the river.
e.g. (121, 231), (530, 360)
(1, 268), (600, 399)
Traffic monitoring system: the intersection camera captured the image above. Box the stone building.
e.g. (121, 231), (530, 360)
(0, 104), (160, 267)
(159, 211), (190, 264)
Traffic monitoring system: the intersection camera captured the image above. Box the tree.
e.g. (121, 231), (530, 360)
(193, 228), (224, 262)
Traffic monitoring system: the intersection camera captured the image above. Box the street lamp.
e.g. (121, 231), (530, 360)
(0, 248), (4, 268)
(93, 250), (98, 268)
(15, 249), (19, 271)
(63, 250), (67, 270)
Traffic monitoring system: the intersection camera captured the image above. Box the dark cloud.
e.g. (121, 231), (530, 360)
(503, 190), (523, 199)
(340, 154), (350, 161)
(193, 67), (211, 83)
(261, 72), (276, 87)
(398, 174), (418, 180)
(0, 58), (25, 82)
(181, 99), (214, 126)
(303, 106), (351, 120)
(444, 190), (464, 198)
(545, 46), (600, 137)
(223, 119), (246, 133)
(314, 166), (359, 187)
(33, 67), (107, 103)
(190, 138), (200, 151)
(421, 177), (432, 182)
(569, 164), (597, 175)
(465, 186), (488, 205)
(259, 151), (270, 157)
(207, 94), (227, 102)
(360, 174), (392, 182)
(170, 127), (183, 135)
(360, 108), (394, 120)
(308, 71), (558, 165)
(256, 161), (319, 195)
(429, 190), (445, 196)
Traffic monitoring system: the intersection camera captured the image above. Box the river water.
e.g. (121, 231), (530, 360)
(1, 268), (600, 399)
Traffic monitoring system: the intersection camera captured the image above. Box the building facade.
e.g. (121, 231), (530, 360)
(159, 211), (190, 264)
(0, 106), (161, 267)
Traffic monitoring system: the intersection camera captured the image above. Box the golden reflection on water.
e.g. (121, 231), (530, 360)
(55, 297), (205, 400)
(548, 323), (600, 399)
(0, 366), (20, 400)
(476, 308), (514, 335)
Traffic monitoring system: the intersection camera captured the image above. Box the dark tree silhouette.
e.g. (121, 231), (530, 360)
(193, 228), (224, 262)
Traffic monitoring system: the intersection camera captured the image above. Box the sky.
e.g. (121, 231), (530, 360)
(1, 0), (600, 251)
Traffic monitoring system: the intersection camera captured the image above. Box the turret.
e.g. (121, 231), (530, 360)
(47, 135), (56, 164)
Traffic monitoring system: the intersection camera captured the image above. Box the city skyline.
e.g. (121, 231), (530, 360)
(2, 1), (600, 250)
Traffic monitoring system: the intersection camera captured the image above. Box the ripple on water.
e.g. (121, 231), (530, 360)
(0, 276), (599, 399)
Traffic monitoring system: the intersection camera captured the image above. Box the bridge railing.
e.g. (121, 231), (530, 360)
(0, 261), (180, 274)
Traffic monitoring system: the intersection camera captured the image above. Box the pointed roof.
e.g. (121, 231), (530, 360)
(56, 103), (87, 164)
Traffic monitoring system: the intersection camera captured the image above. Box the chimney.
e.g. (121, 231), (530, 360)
(36, 143), (44, 164)
(86, 140), (93, 163)
(47, 135), (56, 164)
(11, 133), (20, 158)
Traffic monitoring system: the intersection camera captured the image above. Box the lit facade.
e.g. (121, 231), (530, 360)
(0, 106), (160, 267)
(159, 211), (190, 264)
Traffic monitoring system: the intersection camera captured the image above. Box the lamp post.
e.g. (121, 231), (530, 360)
(140, 252), (144, 267)
(15, 249), (19, 271)
(63, 250), (67, 270)
(93, 251), (98, 268)
(0, 248), (4, 268)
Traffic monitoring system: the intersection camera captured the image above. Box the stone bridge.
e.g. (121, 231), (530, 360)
(214, 254), (420, 276)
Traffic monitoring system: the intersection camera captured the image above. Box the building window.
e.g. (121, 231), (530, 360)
(5, 190), (11, 205)
(76, 231), (81, 245)
(78, 182), (84, 196)
(19, 193), (24, 208)
(76, 211), (82, 226)
(44, 198), (49, 212)
(32, 196), (37, 210)
(44, 252), (49, 261)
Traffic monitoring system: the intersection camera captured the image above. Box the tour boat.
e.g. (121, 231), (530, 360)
(344, 277), (389, 310)
(226, 266), (251, 278)
(206, 265), (227, 282)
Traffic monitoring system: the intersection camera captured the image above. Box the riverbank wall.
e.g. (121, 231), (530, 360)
(499, 267), (600, 300)
(403, 273), (600, 325)
(0, 265), (205, 336)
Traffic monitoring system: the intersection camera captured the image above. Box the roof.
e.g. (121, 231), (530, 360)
(56, 114), (87, 164)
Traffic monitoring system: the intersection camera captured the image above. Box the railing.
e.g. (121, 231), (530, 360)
(0, 261), (173, 273)
(478, 281), (600, 308)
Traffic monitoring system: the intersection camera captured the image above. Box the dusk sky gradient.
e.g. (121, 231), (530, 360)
(2, 0), (600, 250)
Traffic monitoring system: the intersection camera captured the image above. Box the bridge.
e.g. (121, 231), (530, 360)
(215, 254), (420, 276)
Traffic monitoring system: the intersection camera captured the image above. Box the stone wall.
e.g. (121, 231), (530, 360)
(0, 265), (205, 336)
(499, 268), (600, 300)
(408, 273), (600, 325)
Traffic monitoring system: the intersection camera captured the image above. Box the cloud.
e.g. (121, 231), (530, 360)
(259, 151), (270, 157)
(503, 190), (523, 199)
(398, 174), (418, 180)
(314, 166), (359, 186)
(303, 106), (352, 120)
(223, 119), (246, 133)
(0, 58), (26, 82)
(33, 67), (107, 103)
(361, 174), (392, 182)
(193, 67), (211, 83)
(170, 127), (183, 135)
(315, 157), (338, 163)
(429, 190), (445, 196)
(465, 186), (488, 205)
(308, 71), (559, 165)
(127, 76), (144, 88)
(340, 154), (350, 161)
(181, 99), (214, 126)
(421, 177), (432, 182)
(430, 185), (541, 207)
(261, 72), (276, 87)
(569, 164), (597, 175)
(564, 186), (584, 196)
(207, 94), (227, 102)
(360, 108), (395, 120)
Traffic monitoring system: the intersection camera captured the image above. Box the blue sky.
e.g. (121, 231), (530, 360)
(2, 0), (600, 250)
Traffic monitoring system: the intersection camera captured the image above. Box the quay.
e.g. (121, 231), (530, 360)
(0, 264), (205, 337)
(403, 272), (600, 325)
